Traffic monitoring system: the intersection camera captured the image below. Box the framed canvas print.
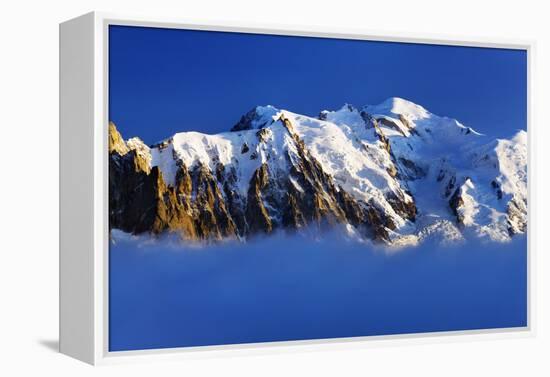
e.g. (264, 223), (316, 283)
(59, 12), (534, 365)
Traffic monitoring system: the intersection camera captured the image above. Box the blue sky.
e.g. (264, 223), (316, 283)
(109, 25), (527, 145)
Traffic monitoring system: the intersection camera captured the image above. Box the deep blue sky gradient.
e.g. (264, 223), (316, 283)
(109, 25), (527, 145)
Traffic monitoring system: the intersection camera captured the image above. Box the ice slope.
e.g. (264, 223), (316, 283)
(361, 97), (526, 242)
(282, 108), (412, 229)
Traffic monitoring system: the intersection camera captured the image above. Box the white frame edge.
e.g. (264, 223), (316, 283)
(59, 11), (536, 365)
(59, 12), (96, 364)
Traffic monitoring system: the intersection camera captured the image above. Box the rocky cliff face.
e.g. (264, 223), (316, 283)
(109, 98), (528, 246)
(109, 118), (398, 242)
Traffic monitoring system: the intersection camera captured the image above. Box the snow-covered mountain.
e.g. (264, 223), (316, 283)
(109, 97), (527, 246)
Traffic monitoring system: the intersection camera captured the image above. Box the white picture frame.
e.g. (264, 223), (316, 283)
(59, 11), (536, 365)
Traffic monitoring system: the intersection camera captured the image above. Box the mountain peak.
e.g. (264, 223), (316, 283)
(511, 129), (527, 145)
(365, 97), (430, 120)
(339, 103), (359, 112)
(109, 121), (130, 155)
(230, 105), (280, 132)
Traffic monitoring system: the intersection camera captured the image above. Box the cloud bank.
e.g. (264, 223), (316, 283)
(109, 229), (527, 351)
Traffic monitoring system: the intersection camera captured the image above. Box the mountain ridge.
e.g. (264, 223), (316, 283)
(109, 98), (527, 246)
